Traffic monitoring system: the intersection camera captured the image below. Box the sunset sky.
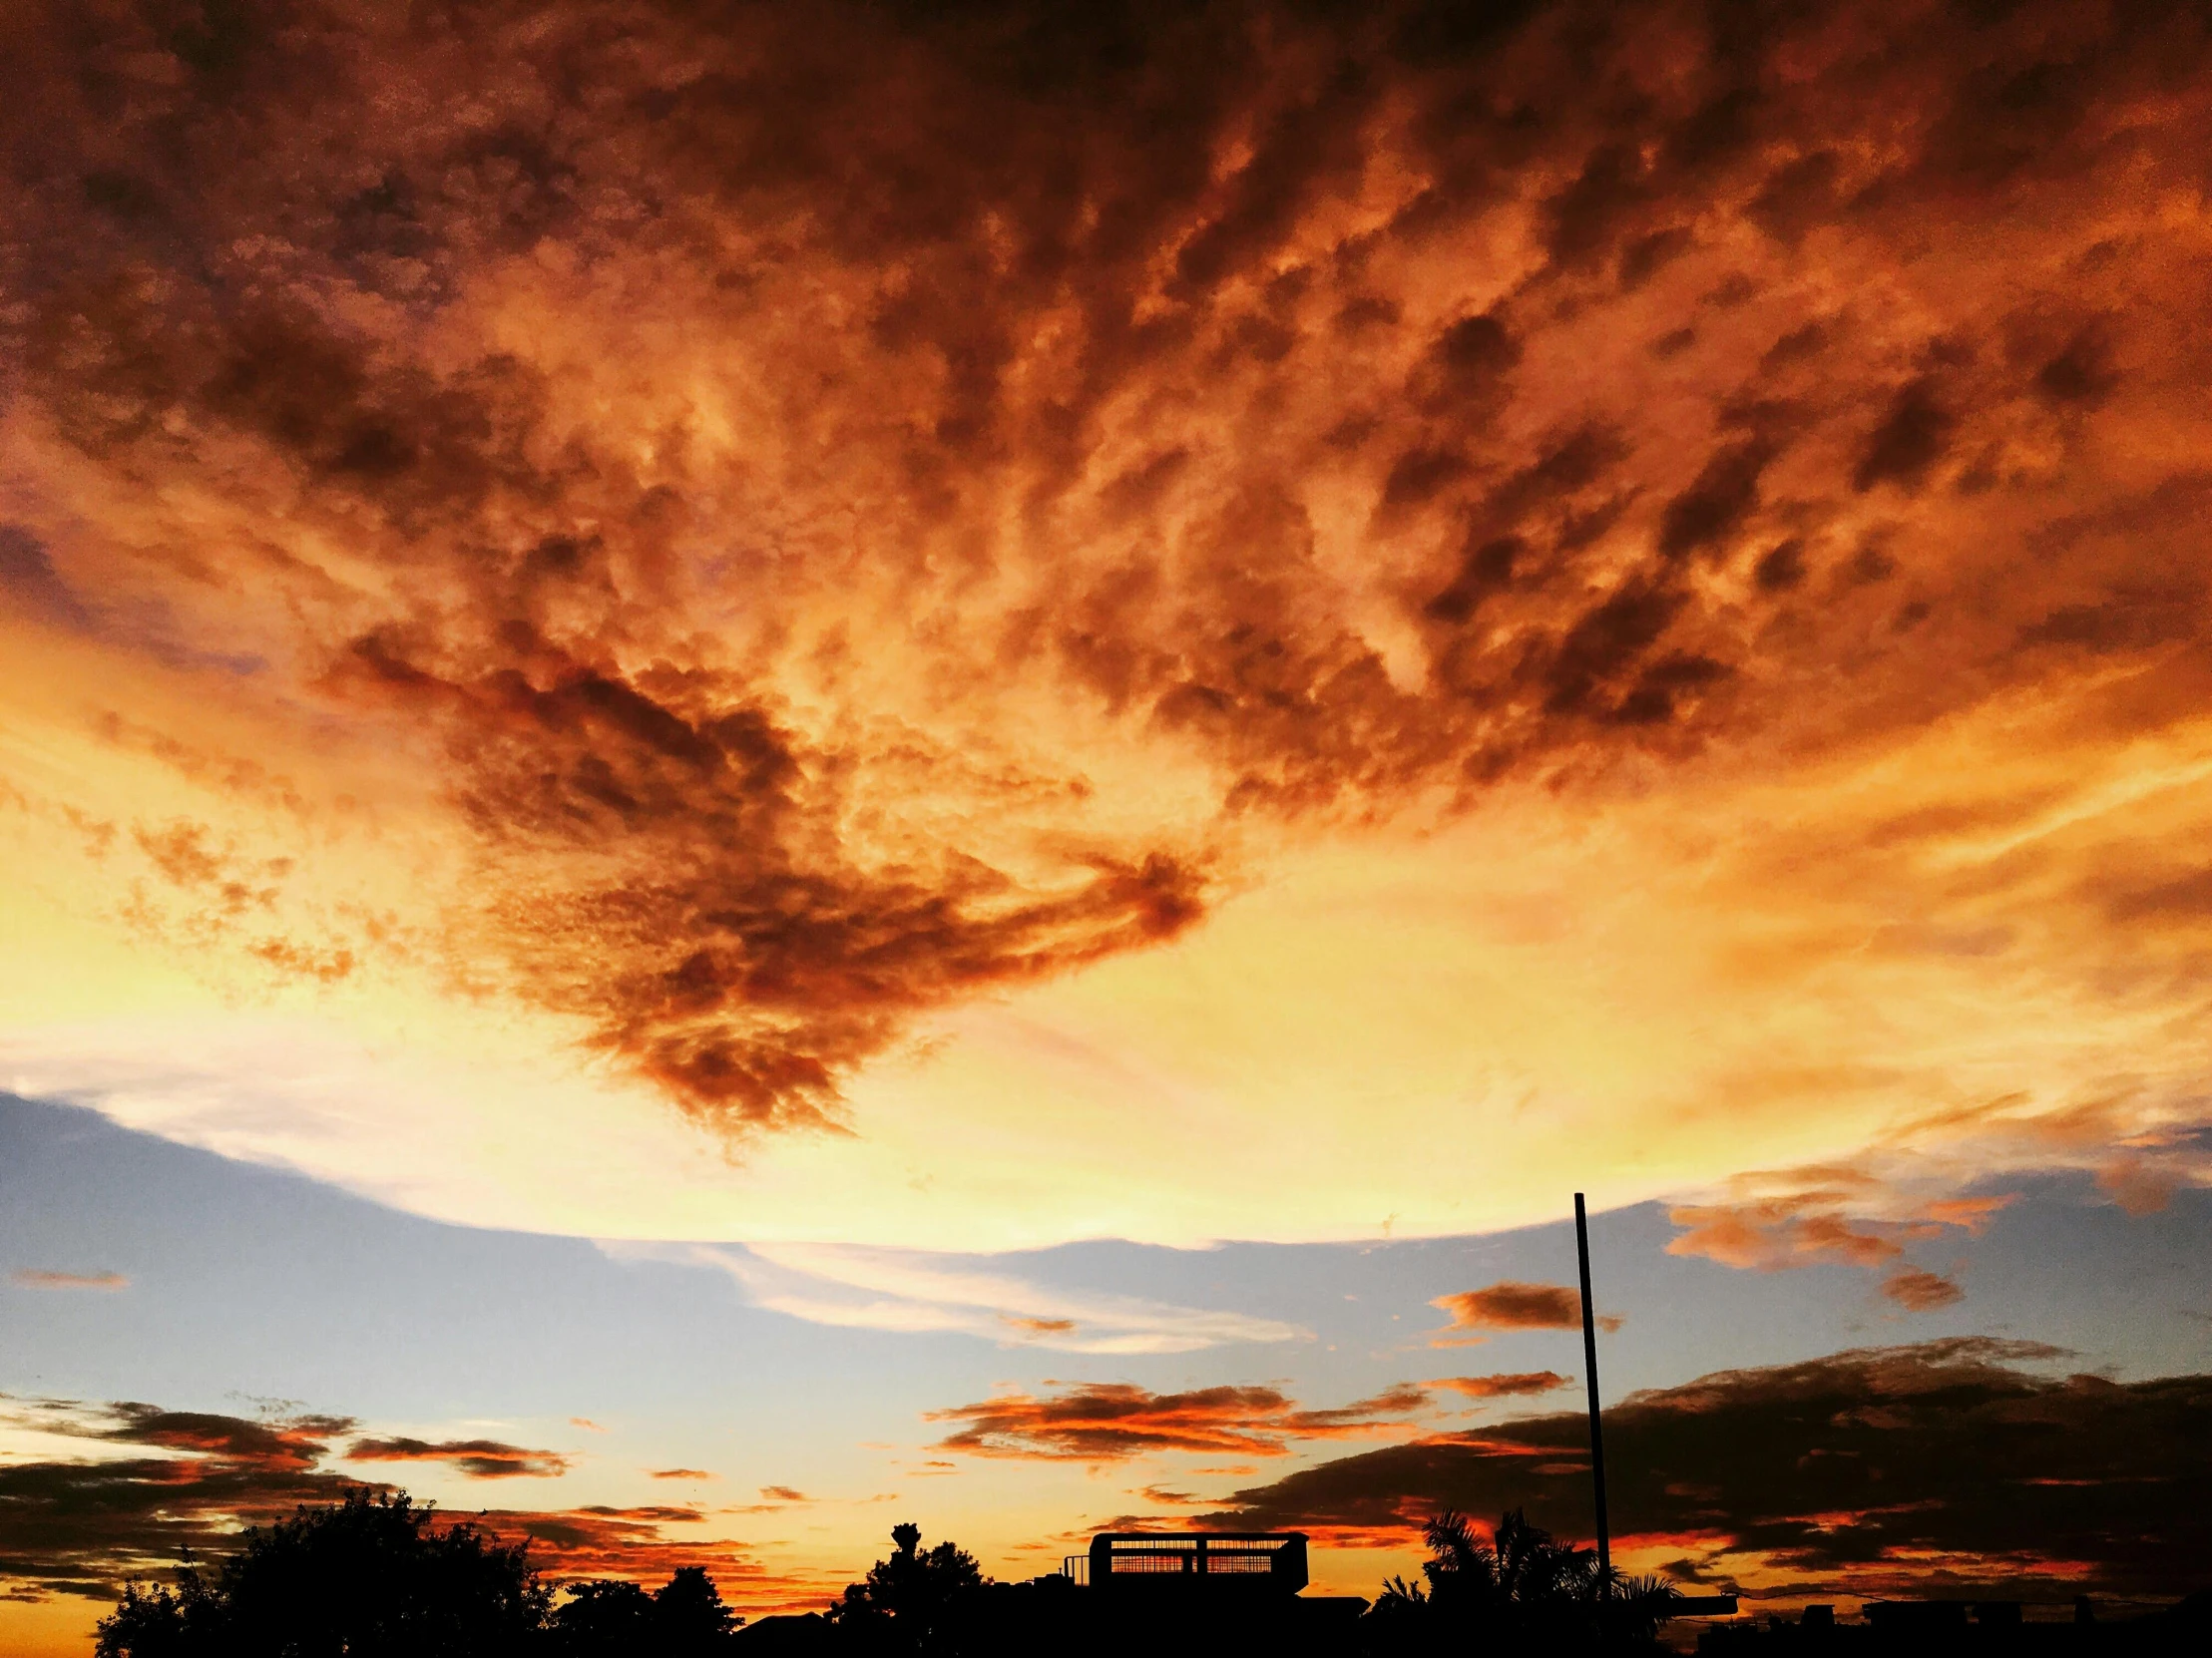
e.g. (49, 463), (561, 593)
(6, 0), (2212, 1650)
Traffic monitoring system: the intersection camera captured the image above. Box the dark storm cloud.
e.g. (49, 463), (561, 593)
(1203, 1340), (2212, 1600)
(5, 0), (2211, 1134)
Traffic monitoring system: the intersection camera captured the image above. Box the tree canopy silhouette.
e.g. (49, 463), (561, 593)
(553, 1566), (740, 1656)
(95, 1490), (549, 1658)
(95, 1489), (741, 1658)
(827, 1522), (984, 1654)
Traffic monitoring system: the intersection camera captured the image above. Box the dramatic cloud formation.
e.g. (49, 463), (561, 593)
(1431, 1282), (1618, 1343)
(9, 1269), (128, 1291)
(929, 1381), (1436, 1462)
(4, 0), (2211, 1250)
(344, 1436), (571, 1479)
(0, 1397), (788, 1608)
(1206, 1339), (2212, 1601)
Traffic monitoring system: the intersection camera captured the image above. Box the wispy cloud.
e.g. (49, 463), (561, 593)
(603, 1241), (1305, 1355)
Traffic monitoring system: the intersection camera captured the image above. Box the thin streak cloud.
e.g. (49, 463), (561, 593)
(603, 1241), (1307, 1355)
(10, 1269), (128, 1291)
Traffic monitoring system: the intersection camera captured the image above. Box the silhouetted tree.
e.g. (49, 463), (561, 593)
(552, 1578), (658, 1655)
(657, 1565), (743, 1654)
(828, 1522), (984, 1654)
(1363, 1507), (1676, 1653)
(96, 1490), (550, 1658)
(1604, 1572), (1685, 1645)
(554, 1567), (739, 1656)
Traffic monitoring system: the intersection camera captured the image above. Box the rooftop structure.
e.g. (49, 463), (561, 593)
(1065, 1533), (1310, 1596)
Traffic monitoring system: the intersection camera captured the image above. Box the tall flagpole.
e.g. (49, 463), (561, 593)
(1573, 1192), (1611, 1587)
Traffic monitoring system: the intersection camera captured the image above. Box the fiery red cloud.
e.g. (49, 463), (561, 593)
(5, 0), (2211, 1191)
(928, 1381), (1436, 1461)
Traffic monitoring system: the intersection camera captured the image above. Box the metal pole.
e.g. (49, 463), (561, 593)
(1574, 1192), (1611, 1588)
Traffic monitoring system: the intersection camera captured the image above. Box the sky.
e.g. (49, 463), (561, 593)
(4, 0), (2212, 1649)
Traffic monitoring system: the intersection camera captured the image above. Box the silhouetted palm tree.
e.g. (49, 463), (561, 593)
(1366, 1506), (1675, 1653)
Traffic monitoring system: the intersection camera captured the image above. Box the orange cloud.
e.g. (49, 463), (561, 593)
(1666, 1201), (1904, 1271)
(648, 1467), (715, 1481)
(928, 1382), (1433, 1462)
(1431, 1283), (1618, 1343)
(1918, 1195), (2017, 1236)
(345, 1438), (569, 1479)
(1666, 1173), (2021, 1309)
(1880, 1267), (1965, 1313)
